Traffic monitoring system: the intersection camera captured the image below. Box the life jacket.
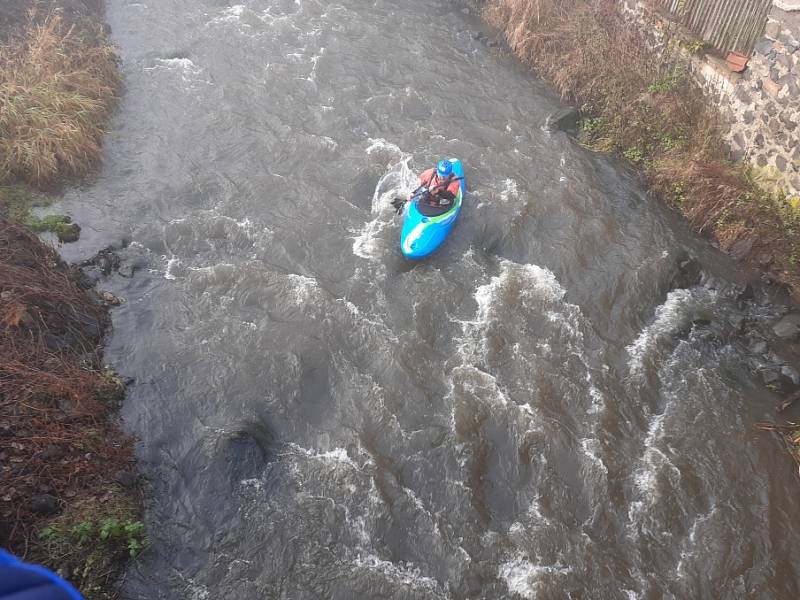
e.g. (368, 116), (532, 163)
(419, 169), (459, 204)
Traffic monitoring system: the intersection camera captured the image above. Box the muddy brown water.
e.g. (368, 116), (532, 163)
(55, 0), (800, 597)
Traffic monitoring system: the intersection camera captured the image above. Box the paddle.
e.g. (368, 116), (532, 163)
(391, 177), (464, 215)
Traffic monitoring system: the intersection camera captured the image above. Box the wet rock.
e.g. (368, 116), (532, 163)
(761, 367), (781, 385)
(773, 313), (800, 340)
(782, 365), (800, 385)
(29, 494), (59, 515)
(40, 445), (65, 461)
(728, 314), (745, 332)
(670, 254), (702, 290)
(547, 107), (580, 133)
(80, 247), (121, 277)
(56, 223), (80, 244)
(100, 291), (122, 306)
(113, 469), (138, 488)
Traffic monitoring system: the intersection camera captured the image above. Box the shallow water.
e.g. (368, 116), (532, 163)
(57, 0), (800, 597)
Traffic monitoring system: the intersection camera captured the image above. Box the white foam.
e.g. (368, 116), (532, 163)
(499, 178), (520, 203)
(626, 288), (715, 379)
(152, 58), (201, 74)
(164, 257), (181, 280)
(351, 218), (388, 261)
(211, 5), (246, 24)
(286, 443), (358, 469)
(498, 555), (570, 599)
(352, 554), (447, 598)
(286, 273), (321, 306)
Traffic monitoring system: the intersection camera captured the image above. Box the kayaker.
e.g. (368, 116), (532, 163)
(413, 160), (460, 207)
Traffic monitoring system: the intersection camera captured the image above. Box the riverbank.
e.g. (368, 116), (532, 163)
(0, 2), (145, 598)
(468, 0), (800, 299)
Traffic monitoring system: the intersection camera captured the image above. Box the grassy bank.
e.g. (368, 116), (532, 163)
(0, 3), (143, 598)
(470, 0), (800, 297)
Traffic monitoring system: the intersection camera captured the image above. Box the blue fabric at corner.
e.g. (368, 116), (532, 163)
(0, 549), (83, 600)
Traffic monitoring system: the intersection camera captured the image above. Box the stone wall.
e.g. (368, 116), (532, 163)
(675, 2), (800, 197)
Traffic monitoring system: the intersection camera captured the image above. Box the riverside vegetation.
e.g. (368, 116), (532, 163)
(469, 0), (800, 296)
(0, 2), (145, 598)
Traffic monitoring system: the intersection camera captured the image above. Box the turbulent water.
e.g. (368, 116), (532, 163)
(55, 0), (800, 597)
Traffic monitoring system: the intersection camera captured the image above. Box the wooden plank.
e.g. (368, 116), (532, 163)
(649, 0), (772, 55)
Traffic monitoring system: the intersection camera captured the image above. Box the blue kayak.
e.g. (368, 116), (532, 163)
(400, 159), (465, 259)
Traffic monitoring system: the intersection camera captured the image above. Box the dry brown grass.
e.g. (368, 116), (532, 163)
(475, 0), (800, 294)
(0, 11), (119, 188)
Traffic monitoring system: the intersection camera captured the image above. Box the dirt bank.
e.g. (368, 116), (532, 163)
(0, 2), (145, 598)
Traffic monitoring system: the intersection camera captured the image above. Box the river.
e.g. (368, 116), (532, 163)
(56, 0), (800, 597)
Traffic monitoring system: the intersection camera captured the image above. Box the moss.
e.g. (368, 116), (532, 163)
(0, 185), (80, 242)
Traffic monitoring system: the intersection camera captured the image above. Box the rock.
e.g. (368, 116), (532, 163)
(776, 155), (788, 172)
(737, 283), (755, 302)
(728, 314), (745, 331)
(754, 132), (765, 147)
(29, 494), (59, 515)
(671, 254), (702, 289)
(779, 110), (797, 131)
(777, 53), (793, 70)
(751, 340), (768, 354)
(56, 223), (80, 244)
(754, 37), (773, 55)
(762, 368), (781, 385)
(780, 73), (799, 96)
(765, 102), (779, 117)
(546, 107), (580, 133)
(743, 110), (755, 124)
(40, 445), (64, 461)
(113, 469), (138, 488)
(734, 85), (752, 104)
(101, 291), (122, 306)
(766, 20), (781, 40)
(730, 236), (754, 260)
(756, 154), (768, 167)
(763, 76), (781, 97)
(773, 313), (800, 339)
(56, 396), (75, 414)
(782, 365), (800, 385)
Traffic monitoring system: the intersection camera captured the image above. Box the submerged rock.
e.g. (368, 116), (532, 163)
(546, 107), (580, 133)
(222, 423), (275, 484)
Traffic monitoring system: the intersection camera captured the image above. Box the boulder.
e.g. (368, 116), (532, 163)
(773, 313), (800, 340)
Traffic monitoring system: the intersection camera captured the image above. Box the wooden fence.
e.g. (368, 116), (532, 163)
(654, 0), (773, 55)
